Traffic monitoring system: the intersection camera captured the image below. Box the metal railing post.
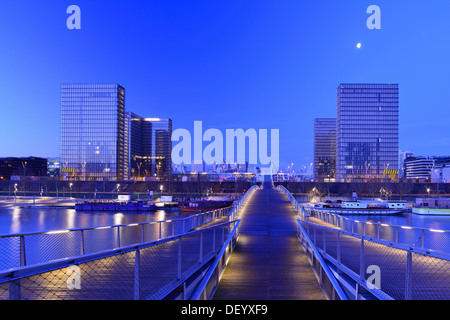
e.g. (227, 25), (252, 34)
(80, 230), (85, 255)
(313, 226), (317, 244)
(337, 232), (341, 264)
(116, 226), (121, 248)
(134, 249), (140, 300)
(177, 238), (182, 280)
(19, 236), (26, 267)
(421, 230), (425, 249)
(359, 238), (365, 281)
(405, 250), (413, 299)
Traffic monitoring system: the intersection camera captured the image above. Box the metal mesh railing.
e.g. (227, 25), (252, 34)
(0, 185), (261, 272)
(0, 220), (239, 300)
(276, 185), (450, 254)
(0, 205), (234, 271)
(299, 219), (450, 300)
(279, 185), (450, 300)
(305, 207), (450, 254)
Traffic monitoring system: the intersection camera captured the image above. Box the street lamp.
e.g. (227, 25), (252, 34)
(69, 183), (73, 198)
(22, 161), (27, 196)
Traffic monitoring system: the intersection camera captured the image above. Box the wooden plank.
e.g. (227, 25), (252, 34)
(213, 182), (326, 300)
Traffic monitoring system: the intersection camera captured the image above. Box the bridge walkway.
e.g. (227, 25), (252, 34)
(212, 182), (326, 300)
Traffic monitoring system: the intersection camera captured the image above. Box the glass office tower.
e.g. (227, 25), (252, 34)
(125, 114), (172, 180)
(314, 118), (336, 182)
(143, 118), (172, 180)
(336, 84), (399, 182)
(60, 84), (125, 181)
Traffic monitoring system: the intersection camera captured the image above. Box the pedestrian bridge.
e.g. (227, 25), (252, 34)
(0, 182), (448, 300)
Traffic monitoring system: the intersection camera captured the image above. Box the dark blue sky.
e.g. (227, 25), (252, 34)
(1, 1), (449, 171)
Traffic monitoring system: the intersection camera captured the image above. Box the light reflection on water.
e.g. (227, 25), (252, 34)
(339, 212), (450, 231)
(0, 207), (185, 235)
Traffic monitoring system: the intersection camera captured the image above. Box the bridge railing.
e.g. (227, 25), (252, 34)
(0, 204), (236, 271)
(277, 185), (450, 254)
(295, 220), (348, 300)
(228, 184), (260, 221)
(276, 185), (309, 219)
(298, 219), (450, 300)
(0, 183), (261, 272)
(279, 185), (450, 300)
(303, 207), (450, 254)
(0, 220), (240, 300)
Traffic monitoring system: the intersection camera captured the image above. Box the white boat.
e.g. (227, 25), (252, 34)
(412, 198), (450, 215)
(305, 199), (406, 215)
(412, 207), (450, 216)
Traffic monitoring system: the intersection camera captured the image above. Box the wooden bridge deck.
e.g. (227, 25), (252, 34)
(212, 182), (326, 300)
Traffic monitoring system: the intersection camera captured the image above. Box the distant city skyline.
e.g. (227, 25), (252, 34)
(1, 1), (450, 171)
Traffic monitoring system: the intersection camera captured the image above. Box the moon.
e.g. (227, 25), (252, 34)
(357, 43), (362, 49)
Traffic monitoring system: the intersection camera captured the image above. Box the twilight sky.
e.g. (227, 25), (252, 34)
(1, 0), (449, 171)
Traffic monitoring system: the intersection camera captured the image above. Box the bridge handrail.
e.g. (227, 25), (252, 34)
(298, 218), (450, 300)
(303, 206), (450, 254)
(295, 219), (348, 300)
(301, 218), (450, 261)
(0, 187), (259, 271)
(0, 220), (239, 300)
(276, 185), (310, 219)
(0, 207), (231, 239)
(277, 185), (450, 253)
(228, 184), (260, 221)
(190, 220), (241, 300)
(303, 206), (450, 235)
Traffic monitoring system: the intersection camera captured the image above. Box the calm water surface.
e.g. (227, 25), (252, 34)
(0, 207), (187, 235)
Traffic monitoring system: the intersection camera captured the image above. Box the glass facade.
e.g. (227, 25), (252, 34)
(336, 84), (399, 182)
(125, 114), (172, 180)
(313, 118), (336, 182)
(60, 84), (125, 181)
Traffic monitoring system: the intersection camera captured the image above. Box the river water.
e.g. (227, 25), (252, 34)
(0, 207), (187, 235)
(1, 200), (450, 235)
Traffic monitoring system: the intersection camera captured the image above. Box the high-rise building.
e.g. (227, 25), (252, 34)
(60, 84), (126, 181)
(146, 118), (172, 180)
(336, 84), (399, 182)
(125, 113), (172, 180)
(313, 118), (336, 182)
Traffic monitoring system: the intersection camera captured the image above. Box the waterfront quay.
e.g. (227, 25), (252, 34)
(2, 180), (450, 199)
